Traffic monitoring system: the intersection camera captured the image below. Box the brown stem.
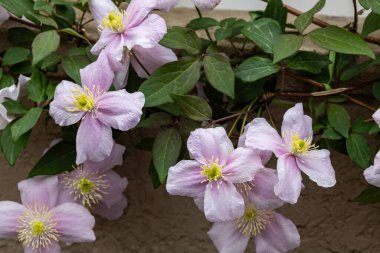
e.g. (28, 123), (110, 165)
(352, 0), (358, 32)
(10, 16), (40, 29)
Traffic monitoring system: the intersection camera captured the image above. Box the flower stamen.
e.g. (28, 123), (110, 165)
(236, 206), (273, 237)
(201, 159), (223, 182)
(99, 10), (125, 32)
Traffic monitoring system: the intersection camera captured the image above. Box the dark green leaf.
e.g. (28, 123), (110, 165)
(27, 70), (47, 102)
(352, 118), (376, 134)
(8, 27), (36, 46)
(346, 133), (371, 169)
(60, 28), (92, 45)
(354, 186), (380, 204)
(359, 0), (371, 9)
(294, 0), (326, 33)
(285, 51), (330, 74)
(27, 12), (57, 28)
(0, 74), (14, 89)
(187, 17), (219, 30)
(362, 12), (380, 37)
(11, 107), (42, 142)
(327, 103), (350, 138)
(32, 30), (60, 65)
(373, 81), (380, 101)
(62, 55), (91, 84)
(2, 99), (29, 115)
(149, 161), (162, 189)
(273, 34), (303, 63)
(171, 94), (212, 121)
(2, 47), (30, 66)
(0, 0), (34, 18)
(340, 55), (380, 81)
(40, 52), (62, 70)
(34, 0), (53, 14)
(138, 112), (172, 128)
(215, 18), (246, 41)
(322, 127), (342, 140)
(160, 27), (202, 55)
(236, 57), (280, 82)
(263, 0), (288, 31)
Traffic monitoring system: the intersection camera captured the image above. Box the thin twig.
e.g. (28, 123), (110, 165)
(10, 16), (40, 29)
(195, 7), (214, 42)
(240, 99), (256, 136)
(352, 0), (358, 32)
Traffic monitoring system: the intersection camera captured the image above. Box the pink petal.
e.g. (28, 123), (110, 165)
(125, 0), (157, 29)
(84, 143), (126, 174)
(91, 30), (120, 56)
(49, 81), (85, 126)
(254, 212), (300, 253)
(248, 168), (284, 210)
(114, 56), (131, 90)
(193, 194), (204, 211)
(204, 181), (244, 222)
(155, 0), (179, 11)
(0, 6), (9, 25)
(281, 103), (313, 139)
(93, 196), (127, 221)
(296, 150), (336, 188)
(103, 33), (125, 61)
(53, 203), (96, 243)
(0, 201), (26, 238)
(192, 0), (221, 10)
(166, 160), (207, 197)
(100, 170), (128, 208)
(76, 116), (113, 164)
(223, 147), (263, 183)
(373, 109), (380, 127)
(131, 44), (177, 78)
(0, 104), (14, 130)
(89, 0), (119, 27)
(124, 14), (167, 49)
(24, 242), (61, 253)
(208, 221), (250, 253)
(18, 176), (59, 208)
(96, 90), (145, 131)
(187, 127), (234, 165)
(364, 151), (380, 187)
(274, 155), (302, 204)
(56, 182), (77, 205)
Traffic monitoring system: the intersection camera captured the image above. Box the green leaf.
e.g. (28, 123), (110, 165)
(285, 51), (330, 74)
(187, 17), (219, 30)
(263, 0), (288, 31)
(152, 128), (182, 183)
(138, 112), (172, 128)
(294, 0), (326, 33)
(2, 47), (30, 66)
(8, 27), (36, 46)
(34, 0), (53, 14)
(327, 103), (350, 138)
(373, 81), (380, 101)
(2, 99), (29, 115)
(322, 127), (342, 140)
(40, 52), (62, 70)
(352, 118), (376, 134)
(273, 34), (303, 63)
(62, 55), (91, 84)
(0, 74), (14, 89)
(27, 70), (47, 102)
(28, 141), (76, 177)
(139, 60), (201, 107)
(149, 161), (162, 189)
(32, 30), (60, 65)
(11, 107), (42, 142)
(242, 18), (282, 54)
(60, 28), (92, 45)
(362, 12), (380, 37)
(171, 94), (212, 121)
(160, 27), (202, 55)
(236, 57), (280, 82)
(0, 123), (31, 166)
(354, 186), (380, 204)
(340, 56), (380, 81)
(204, 54), (235, 98)
(27, 12), (58, 28)
(0, 0), (34, 18)
(346, 133), (371, 169)
(359, 0), (371, 9)
(367, 1), (380, 15)
(308, 26), (375, 59)
(215, 18), (246, 41)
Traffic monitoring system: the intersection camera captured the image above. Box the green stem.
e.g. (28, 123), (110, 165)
(195, 7), (214, 42)
(240, 99), (256, 136)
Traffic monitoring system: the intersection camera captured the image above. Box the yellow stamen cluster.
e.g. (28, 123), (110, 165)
(100, 10), (125, 32)
(201, 160), (223, 182)
(17, 204), (59, 250)
(236, 206), (273, 237)
(65, 87), (96, 113)
(290, 134), (315, 155)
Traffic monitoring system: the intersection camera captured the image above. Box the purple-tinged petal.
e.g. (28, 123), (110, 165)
(166, 160), (207, 197)
(91, 30), (120, 56)
(0, 84), (18, 102)
(192, 0), (221, 10)
(208, 221), (249, 253)
(125, 0), (157, 29)
(296, 150), (336, 188)
(155, 0), (179, 11)
(100, 170), (128, 208)
(274, 154), (302, 204)
(187, 127), (234, 165)
(0, 6), (9, 25)
(124, 14), (167, 49)
(281, 103), (313, 139)
(24, 242), (61, 253)
(96, 90), (145, 131)
(114, 56), (131, 90)
(0, 104), (14, 130)
(53, 203), (96, 243)
(364, 151), (380, 187)
(56, 182), (78, 205)
(93, 196), (127, 221)
(373, 109), (380, 127)
(84, 143), (126, 174)
(223, 147), (263, 183)
(49, 81), (85, 126)
(18, 176), (59, 208)
(204, 181), (244, 222)
(0, 201), (26, 238)
(76, 116), (113, 164)
(244, 118), (287, 157)
(194, 194), (204, 211)
(248, 168), (284, 210)
(89, 0), (119, 27)
(254, 212), (300, 253)
(131, 44), (177, 78)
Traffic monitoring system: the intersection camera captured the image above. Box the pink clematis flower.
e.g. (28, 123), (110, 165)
(166, 127), (264, 222)
(155, 0), (221, 11)
(373, 109), (380, 127)
(0, 6), (9, 25)
(208, 168), (300, 253)
(0, 176), (95, 253)
(57, 143), (128, 221)
(49, 51), (145, 164)
(364, 151), (380, 187)
(242, 103), (336, 204)
(89, 0), (177, 86)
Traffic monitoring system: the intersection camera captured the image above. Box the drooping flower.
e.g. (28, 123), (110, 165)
(89, 0), (177, 86)
(155, 0), (221, 11)
(242, 103), (336, 204)
(373, 109), (380, 127)
(364, 151), (380, 187)
(0, 176), (95, 252)
(0, 75), (29, 130)
(208, 168), (300, 253)
(0, 6), (9, 25)
(166, 127), (264, 222)
(49, 51), (145, 164)
(57, 143), (128, 220)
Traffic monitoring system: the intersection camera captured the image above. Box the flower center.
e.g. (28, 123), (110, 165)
(289, 134), (315, 155)
(17, 204), (59, 250)
(201, 160), (223, 181)
(65, 87), (97, 113)
(61, 166), (109, 207)
(100, 10), (125, 32)
(236, 206), (273, 237)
